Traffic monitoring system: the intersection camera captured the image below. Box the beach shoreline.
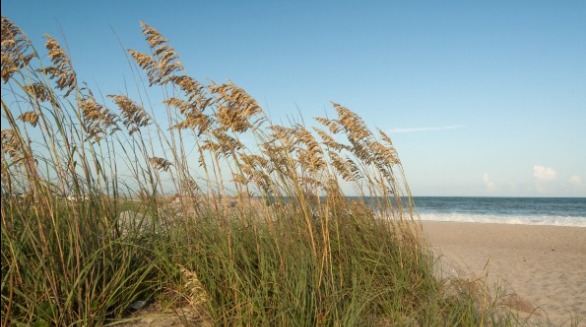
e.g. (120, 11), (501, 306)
(421, 221), (586, 326)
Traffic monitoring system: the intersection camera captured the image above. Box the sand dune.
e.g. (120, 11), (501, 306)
(422, 221), (586, 326)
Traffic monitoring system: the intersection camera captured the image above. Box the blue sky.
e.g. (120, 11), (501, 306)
(2, 0), (585, 196)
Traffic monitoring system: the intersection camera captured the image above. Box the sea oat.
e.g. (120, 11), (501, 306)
(22, 82), (53, 103)
(328, 150), (361, 182)
(369, 141), (398, 166)
(172, 113), (213, 136)
(169, 75), (210, 111)
(1, 129), (22, 162)
(128, 22), (183, 85)
(1, 17), (36, 83)
(378, 128), (394, 147)
(165, 96), (213, 136)
(315, 116), (341, 134)
(240, 154), (268, 168)
(295, 127), (326, 174)
(268, 125), (297, 146)
(108, 95), (151, 136)
(201, 129), (243, 158)
(197, 147), (207, 169)
(79, 96), (120, 142)
(312, 127), (350, 152)
(259, 139), (292, 176)
(180, 176), (200, 194)
(164, 97), (192, 115)
(176, 264), (209, 309)
(231, 173), (248, 185)
(128, 50), (159, 86)
(18, 111), (39, 127)
(332, 103), (370, 140)
(149, 157), (172, 172)
(210, 82), (262, 133)
(38, 35), (77, 96)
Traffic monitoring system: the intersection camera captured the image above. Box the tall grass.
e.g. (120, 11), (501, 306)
(2, 16), (516, 326)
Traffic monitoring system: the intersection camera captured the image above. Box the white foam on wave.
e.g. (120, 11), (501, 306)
(418, 212), (586, 227)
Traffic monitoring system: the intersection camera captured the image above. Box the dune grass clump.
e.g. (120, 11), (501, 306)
(1, 16), (516, 326)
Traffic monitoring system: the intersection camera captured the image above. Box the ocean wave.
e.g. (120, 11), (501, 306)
(417, 212), (586, 227)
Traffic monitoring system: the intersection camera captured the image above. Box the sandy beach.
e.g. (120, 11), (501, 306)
(421, 221), (586, 326)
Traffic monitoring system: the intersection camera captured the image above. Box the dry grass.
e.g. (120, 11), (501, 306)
(0, 16), (536, 326)
(499, 293), (540, 316)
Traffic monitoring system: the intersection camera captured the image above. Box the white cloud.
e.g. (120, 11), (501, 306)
(389, 125), (465, 134)
(533, 165), (557, 182)
(570, 175), (583, 187)
(483, 173), (496, 192)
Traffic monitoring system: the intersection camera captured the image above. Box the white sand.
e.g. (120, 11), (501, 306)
(421, 221), (586, 326)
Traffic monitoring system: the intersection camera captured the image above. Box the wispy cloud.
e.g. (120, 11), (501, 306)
(533, 165), (558, 193)
(483, 173), (496, 192)
(533, 165), (557, 182)
(570, 175), (583, 187)
(389, 125), (466, 134)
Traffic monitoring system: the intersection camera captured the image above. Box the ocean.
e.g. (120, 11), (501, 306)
(411, 197), (586, 227)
